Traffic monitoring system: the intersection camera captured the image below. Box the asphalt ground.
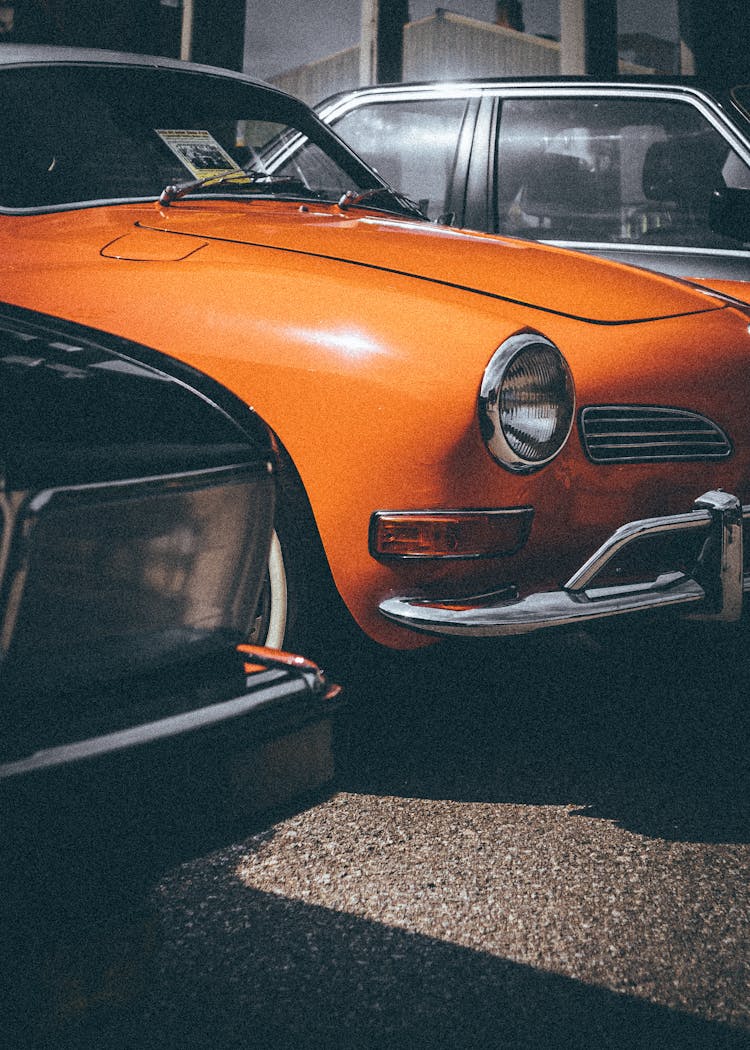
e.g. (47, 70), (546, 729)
(39, 618), (750, 1049)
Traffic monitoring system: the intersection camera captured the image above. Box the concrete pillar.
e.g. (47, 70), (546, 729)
(677, 0), (696, 75)
(359, 0), (408, 85)
(360, 0), (378, 85)
(559, 0), (586, 74)
(180, 0), (193, 62)
(560, 0), (618, 77)
(191, 0), (244, 70)
(679, 0), (750, 83)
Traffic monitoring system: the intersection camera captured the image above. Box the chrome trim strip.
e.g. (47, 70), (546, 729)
(0, 670), (311, 778)
(546, 240), (750, 261)
(319, 82), (750, 169)
(380, 575), (706, 637)
(379, 490), (748, 638)
(564, 510), (711, 592)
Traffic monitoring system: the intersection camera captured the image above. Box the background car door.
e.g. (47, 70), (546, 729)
(489, 89), (750, 280)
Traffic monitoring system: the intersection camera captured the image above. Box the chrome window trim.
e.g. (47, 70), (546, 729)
(546, 240), (750, 260)
(321, 82), (750, 160)
(317, 83), (492, 122)
(320, 81), (750, 204)
(486, 85), (750, 165)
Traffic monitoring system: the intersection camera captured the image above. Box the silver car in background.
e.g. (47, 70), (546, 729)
(318, 78), (750, 297)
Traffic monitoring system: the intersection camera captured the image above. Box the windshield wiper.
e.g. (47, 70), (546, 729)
(158, 166), (426, 220)
(159, 168), (304, 207)
(337, 186), (427, 221)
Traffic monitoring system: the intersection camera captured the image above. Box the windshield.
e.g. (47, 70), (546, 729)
(0, 63), (403, 213)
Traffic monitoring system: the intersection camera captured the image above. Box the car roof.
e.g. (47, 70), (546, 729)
(0, 43), (269, 88)
(0, 44), (326, 121)
(317, 75), (734, 108)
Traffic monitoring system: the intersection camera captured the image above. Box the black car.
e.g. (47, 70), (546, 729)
(317, 78), (750, 295)
(0, 302), (342, 1039)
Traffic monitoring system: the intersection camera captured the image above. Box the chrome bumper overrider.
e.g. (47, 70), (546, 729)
(379, 491), (748, 637)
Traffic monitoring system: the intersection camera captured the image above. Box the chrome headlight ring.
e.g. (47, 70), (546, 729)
(479, 332), (575, 473)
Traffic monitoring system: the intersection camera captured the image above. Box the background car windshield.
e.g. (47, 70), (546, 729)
(0, 65), (370, 210)
(494, 95), (750, 250)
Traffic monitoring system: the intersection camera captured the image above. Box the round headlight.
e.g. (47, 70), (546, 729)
(479, 333), (575, 472)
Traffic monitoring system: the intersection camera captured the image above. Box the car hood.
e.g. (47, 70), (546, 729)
(125, 204), (724, 325)
(688, 278), (750, 304)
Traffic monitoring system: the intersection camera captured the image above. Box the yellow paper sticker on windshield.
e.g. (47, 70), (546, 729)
(156, 129), (248, 181)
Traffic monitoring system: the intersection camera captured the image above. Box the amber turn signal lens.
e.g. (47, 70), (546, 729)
(369, 508), (533, 559)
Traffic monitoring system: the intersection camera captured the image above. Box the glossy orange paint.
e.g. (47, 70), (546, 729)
(691, 279), (750, 303)
(3, 199), (750, 648)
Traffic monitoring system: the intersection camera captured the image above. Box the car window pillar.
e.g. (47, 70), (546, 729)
(462, 95), (493, 233)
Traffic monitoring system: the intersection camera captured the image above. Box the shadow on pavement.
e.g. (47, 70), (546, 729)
(336, 618), (750, 844)
(23, 618), (749, 1048)
(136, 874), (749, 1049)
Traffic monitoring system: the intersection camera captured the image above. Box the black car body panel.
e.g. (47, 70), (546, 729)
(0, 302), (344, 1036)
(0, 300), (342, 870)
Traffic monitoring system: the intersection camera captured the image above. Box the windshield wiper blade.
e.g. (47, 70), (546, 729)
(159, 168), (301, 207)
(337, 186), (427, 220)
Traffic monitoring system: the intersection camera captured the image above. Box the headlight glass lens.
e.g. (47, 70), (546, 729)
(480, 334), (575, 472)
(501, 344), (573, 461)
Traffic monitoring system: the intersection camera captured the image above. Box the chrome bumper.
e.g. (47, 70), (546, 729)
(379, 490), (748, 638)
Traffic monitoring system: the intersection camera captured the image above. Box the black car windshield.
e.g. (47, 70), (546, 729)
(0, 62), (407, 214)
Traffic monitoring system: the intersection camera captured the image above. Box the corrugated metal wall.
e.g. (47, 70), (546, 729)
(269, 11), (650, 105)
(269, 46), (360, 105)
(403, 11), (560, 80)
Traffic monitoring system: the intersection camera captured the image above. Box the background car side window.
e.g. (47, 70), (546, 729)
(494, 96), (750, 249)
(330, 98), (469, 220)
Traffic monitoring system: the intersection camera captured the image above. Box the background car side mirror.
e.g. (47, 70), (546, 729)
(709, 186), (750, 243)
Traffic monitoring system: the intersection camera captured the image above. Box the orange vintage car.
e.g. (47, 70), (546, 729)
(2, 47), (750, 656)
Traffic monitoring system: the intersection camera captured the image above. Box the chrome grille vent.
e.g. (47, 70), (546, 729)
(580, 406), (732, 463)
